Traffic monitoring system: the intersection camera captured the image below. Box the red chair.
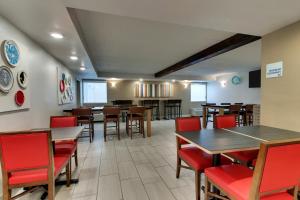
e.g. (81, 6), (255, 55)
(50, 116), (78, 167)
(215, 114), (259, 166)
(176, 117), (231, 200)
(0, 130), (71, 200)
(204, 140), (300, 200)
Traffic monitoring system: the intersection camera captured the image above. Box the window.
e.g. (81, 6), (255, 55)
(83, 81), (107, 103)
(190, 83), (206, 102)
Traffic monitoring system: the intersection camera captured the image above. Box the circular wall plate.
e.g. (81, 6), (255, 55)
(0, 66), (14, 93)
(1, 40), (20, 67)
(15, 90), (25, 106)
(17, 71), (28, 89)
(231, 75), (241, 85)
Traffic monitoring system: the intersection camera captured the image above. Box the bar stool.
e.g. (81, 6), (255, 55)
(72, 108), (94, 143)
(126, 106), (146, 139)
(103, 106), (121, 141)
(244, 104), (254, 125)
(206, 103), (218, 126)
(228, 104), (242, 126)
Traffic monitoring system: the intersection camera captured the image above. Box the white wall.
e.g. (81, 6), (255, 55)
(0, 16), (76, 131)
(207, 72), (261, 104)
(0, 16), (77, 196)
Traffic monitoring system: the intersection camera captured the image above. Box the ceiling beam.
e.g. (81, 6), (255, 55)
(154, 34), (261, 78)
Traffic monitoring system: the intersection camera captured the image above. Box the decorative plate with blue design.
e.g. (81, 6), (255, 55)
(0, 66), (14, 93)
(1, 40), (20, 67)
(231, 75), (241, 85)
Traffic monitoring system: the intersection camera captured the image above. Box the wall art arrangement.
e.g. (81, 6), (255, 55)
(57, 67), (74, 105)
(0, 39), (30, 113)
(134, 82), (174, 98)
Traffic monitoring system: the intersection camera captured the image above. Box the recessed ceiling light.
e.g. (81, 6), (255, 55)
(172, 79), (175, 82)
(80, 66), (86, 71)
(70, 56), (78, 61)
(50, 32), (63, 39)
(139, 78), (143, 82)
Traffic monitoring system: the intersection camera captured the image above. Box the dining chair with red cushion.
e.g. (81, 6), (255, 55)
(175, 117), (231, 200)
(50, 116), (78, 167)
(204, 140), (300, 200)
(215, 114), (259, 166)
(0, 130), (71, 200)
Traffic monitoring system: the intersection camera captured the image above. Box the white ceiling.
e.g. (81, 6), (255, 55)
(0, 0), (300, 80)
(72, 9), (233, 78)
(63, 0), (300, 36)
(0, 0), (94, 74)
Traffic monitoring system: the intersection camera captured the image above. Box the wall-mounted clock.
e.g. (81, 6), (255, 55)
(1, 40), (20, 67)
(231, 75), (241, 85)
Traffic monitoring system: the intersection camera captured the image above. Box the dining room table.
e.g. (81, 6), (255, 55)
(63, 106), (153, 137)
(175, 125), (300, 197)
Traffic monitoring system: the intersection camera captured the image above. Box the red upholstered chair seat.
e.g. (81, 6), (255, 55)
(226, 149), (259, 165)
(205, 165), (253, 200)
(205, 164), (294, 200)
(178, 147), (231, 171)
(9, 154), (70, 186)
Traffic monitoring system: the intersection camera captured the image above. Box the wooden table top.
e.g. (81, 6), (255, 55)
(51, 126), (84, 141)
(176, 125), (300, 154)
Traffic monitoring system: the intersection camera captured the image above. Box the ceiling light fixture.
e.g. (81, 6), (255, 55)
(50, 32), (64, 39)
(70, 56), (78, 61)
(139, 78), (143, 82)
(80, 66), (86, 71)
(172, 79), (175, 82)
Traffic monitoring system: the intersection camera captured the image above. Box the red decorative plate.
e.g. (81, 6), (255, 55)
(15, 90), (25, 106)
(60, 80), (65, 92)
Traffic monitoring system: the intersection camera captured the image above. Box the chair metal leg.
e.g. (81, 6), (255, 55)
(205, 176), (210, 200)
(117, 120), (120, 140)
(195, 171), (201, 200)
(74, 149), (78, 167)
(104, 121), (107, 142)
(66, 162), (70, 187)
(176, 155), (181, 178)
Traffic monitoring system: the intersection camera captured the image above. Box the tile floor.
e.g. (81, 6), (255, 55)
(14, 120), (209, 200)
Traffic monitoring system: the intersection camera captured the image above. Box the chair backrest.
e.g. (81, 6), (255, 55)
(249, 141), (300, 199)
(175, 117), (201, 132)
(103, 106), (121, 116)
(72, 107), (92, 117)
(128, 106), (145, 116)
(245, 104), (254, 113)
(220, 103), (231, 105)
(214, 115), (236, 129)
(112, 100), (133, 106)
(50, 116), (77, 128)
(206, 103), (216, 106)
(234, 103), (243, 105)
(229, 104), (241, 114)
(0, 130), (53, 173)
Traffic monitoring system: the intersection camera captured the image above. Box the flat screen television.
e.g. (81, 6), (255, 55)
(249, 70), (261, 88)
